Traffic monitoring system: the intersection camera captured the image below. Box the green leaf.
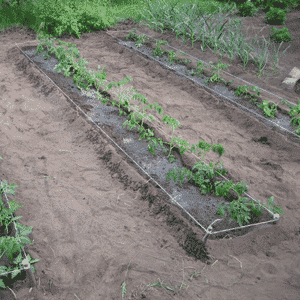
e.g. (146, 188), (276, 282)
(0, 237), (22, 262)
(11, 269), (21, 279)
(169, 156), (177, 163)
(0, 266), (8, 274)
(0, 279), (5, 289)
(18, 236), (33, 246)
(171, 170), (178, 183)
(148, 144), (156, 156)
(166, 170), (174, 181)
(214, 180), (233, 196)
(216, 202), (227, 216)
(233, 181), (248, 195)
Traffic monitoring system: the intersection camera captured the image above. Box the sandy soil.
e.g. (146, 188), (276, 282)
(0, 6), (300, 300)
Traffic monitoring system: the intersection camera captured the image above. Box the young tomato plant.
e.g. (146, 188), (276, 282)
(190, 140), (212, 160)
(162, 115), (182, 133)
(126, 28), (150, 48)
(259, 100), (278, 118)
(166, 136), (189, 163)
(214, 180), (248, 197)
(165, 50), (179, 65)
(214, 180), (234, 197)
(207, 61), (230, 85)
(235, 85), (261, 105)
(0, 179), (39, 290)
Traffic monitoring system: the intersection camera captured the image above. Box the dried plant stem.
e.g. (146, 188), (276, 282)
(7, 287), (17, 299)
(229, 254), (242, 269)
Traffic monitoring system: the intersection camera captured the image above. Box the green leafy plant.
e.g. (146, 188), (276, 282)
(214, 180), (248, 197)
(167, 158), (227, 194)
(269, 26), (293, 43)
(32, 0), (116, 39)
(208, 61), (230, 84)
(265, 7), (287, 24)
(233, 181), (249, 195)
(165, 50), (180, 65)
(189, 61), (206, 77)
(126, 28), (150, 48)
(190, 140), (212, 159)
(234, 84), (261, 105)
(214, 180), (234, 197)
(162, 115), (181, 133)
(181, 58), (192, 65)
(237, 1), (260, 16)
(0, 178), (39, 290)
(217, 195), (284, 226)
(212, 143), (226, 156)
(217, 197), (251, 226)
(227, 197), (252, 226)
(152, 45), (167, 58)
(288, 101), (300, 127)
(259, 100), (278, 118)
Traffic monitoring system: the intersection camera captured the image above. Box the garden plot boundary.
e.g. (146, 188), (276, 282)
(14, 38), (281, 243)
(106, 28), (300, 140)
(0, 180), (37, 288)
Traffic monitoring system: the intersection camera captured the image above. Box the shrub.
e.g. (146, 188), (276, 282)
(264, 7), (287, 24)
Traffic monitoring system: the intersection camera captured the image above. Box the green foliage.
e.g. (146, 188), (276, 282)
(214, 180), (234, 196)
(0, 197), (23, 234)
(269, 26), (293, 43)
(0, 164), (39, 289)
(0, 237), (23, 263)
(259, 100), (278, 118)
(217, 195), (284, 226)
(289, 102), (300, 126)
(233, 181), (248, 195)
(212, 143), (226, 156)
(31, 0), (116, 38)
(237, 1), (260, 16)
(265, 7), (287, 24)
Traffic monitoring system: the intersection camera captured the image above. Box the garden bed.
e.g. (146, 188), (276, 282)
(15, 24), (290, 240)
